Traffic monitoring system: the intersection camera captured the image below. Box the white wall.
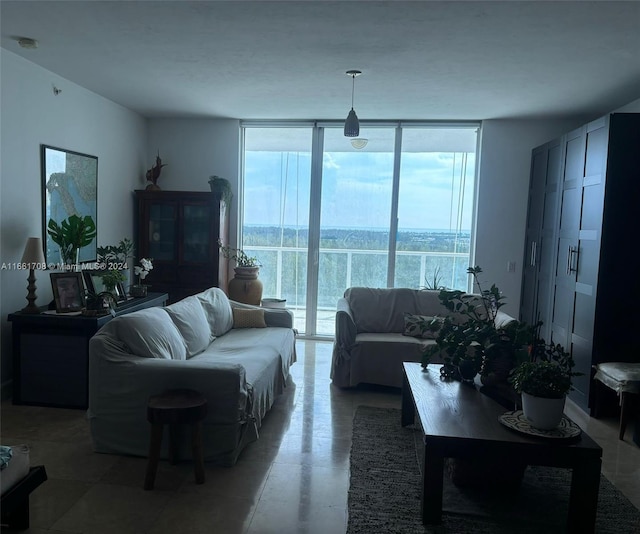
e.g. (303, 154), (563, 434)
(616, 97), (640, 112)
(147, 119), (241, 246)
(0, 50), (147, 393)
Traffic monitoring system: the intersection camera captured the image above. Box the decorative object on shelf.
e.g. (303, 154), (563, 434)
(220, 244), (262, 305)
(145, 151), (167, 191)
(131, 257), (153, 297)
(509, 335), (580, 430)
(422, 266), (532, 384)
(344, 70), (362, 138)
(20, 237), (46, 314)
(50, 272), (85, 312)
(208, 175), (233, 205)
(46, 214), (97, 270)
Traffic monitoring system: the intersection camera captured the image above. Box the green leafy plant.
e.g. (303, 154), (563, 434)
(100, 269), (125, 292)
(96, 238), (134, 265)
(219, 243), (260, 267)
(47, 215), (97, 263)
(422, 266), (533, 379)
(208, 175), (233, 205)
(509, 326), (579, 398)
(422, 265), (446, 290)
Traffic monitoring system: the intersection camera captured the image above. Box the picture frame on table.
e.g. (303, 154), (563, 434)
(82, 271), (127, 302)
(50, 272), (85, 313)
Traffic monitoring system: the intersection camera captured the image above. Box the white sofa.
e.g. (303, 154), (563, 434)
(331, 287), (515, 389)
(88, 287), (296, 466)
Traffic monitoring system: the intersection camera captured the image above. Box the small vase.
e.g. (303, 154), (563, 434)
(521, 392), (566, 430)
(228, 266), (263, 305)
(146, 183), (161, 191)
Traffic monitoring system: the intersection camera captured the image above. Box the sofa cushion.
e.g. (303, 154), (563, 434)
(197, 288), (234, 336)
(165, 295), (212, 357)
(232, 307), (267, 329)
(402, 313), (442, 339)
(346, 287), (418, 333)
(112, 307), (187, 360)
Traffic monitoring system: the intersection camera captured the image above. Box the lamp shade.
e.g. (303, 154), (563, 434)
(344, 108), (360, 137)
(21, 237), (45, 267)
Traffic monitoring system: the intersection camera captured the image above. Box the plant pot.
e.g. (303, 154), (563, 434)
(228, 267), (263, 305)
(130, 284), (148, 298)
(521, 391), (566, 430)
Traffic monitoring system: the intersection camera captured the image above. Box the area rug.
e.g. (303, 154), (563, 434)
(348, 406), (640, 533)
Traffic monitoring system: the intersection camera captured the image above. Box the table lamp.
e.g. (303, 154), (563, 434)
(21, 237), (46, 314)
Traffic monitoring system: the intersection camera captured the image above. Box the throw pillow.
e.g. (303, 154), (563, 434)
(232, 307), (267, 329)
(403, 313), (442, 339)
(197, 287), (234, 336)
(114, 308), (187, 360)
(165, 295), (212, 357)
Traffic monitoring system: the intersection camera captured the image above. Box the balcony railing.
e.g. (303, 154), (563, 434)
(242, 245), (470, 336)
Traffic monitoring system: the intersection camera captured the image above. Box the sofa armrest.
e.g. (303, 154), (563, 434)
(335, 297), (357, 353)
(229, 300), (293, 329)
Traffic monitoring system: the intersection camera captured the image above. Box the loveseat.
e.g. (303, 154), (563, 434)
(88, 287), (296, 466)
(331, 287), (515, 389)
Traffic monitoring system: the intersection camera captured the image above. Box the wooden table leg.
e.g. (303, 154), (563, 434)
(422, 441), (444, 524)
(192, 421), (205, 484)
(567, 456), (601, 533)
(401, 370), (415, 427)
(144, 423), (164, 490)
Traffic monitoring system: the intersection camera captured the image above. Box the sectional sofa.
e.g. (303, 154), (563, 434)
(88, 287), (296, 466)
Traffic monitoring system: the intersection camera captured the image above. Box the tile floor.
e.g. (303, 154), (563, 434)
(2, 339), (639, 533)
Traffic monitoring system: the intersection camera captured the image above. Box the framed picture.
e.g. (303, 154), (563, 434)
(41, 145), (98, 265)
(83, 271), (127, 302)
(51, 272), (85, 312)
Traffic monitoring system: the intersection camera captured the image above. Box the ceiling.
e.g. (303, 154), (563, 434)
(2, 1), (639, 121)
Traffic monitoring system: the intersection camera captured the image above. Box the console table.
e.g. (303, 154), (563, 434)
(8, 292), (168, 409)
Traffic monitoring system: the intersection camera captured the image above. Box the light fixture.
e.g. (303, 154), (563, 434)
(20, 237), (46, 314)
(350, 138), (368, 149)
(344, 70), (362, 137)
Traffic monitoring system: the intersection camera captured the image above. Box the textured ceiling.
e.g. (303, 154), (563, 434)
(2, 1), (639, 121)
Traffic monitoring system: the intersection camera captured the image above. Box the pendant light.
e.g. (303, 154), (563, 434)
(344, 70), (362, 137)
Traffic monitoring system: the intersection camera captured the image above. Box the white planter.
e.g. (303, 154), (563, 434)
(521, 392), (566, 430)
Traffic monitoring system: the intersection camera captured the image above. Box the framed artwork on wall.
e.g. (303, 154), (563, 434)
(50, 272), (85, 313)
(41, 145), (98, 265)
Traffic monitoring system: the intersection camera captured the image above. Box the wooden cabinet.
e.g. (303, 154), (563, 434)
(9, 293), (168, 408)
(521, 113), (640, 413)
(135, 191), (229, 303)
(519, 136), (563, 342)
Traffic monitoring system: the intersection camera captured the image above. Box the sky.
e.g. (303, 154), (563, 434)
(243, 127), (476, 232)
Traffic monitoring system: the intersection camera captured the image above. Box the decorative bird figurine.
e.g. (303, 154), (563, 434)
(145, 151), (167, 189)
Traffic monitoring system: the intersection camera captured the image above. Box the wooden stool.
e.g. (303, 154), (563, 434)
(144, 389), (208, 490)
(594, 362), (640, 440)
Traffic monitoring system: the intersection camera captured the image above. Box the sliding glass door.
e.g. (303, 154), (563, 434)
(242, 123), (478, 337)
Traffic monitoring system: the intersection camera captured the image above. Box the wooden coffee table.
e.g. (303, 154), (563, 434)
(401, 363), (603, 533)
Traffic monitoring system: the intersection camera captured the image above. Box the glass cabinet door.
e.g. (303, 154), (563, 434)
(148, 203), (176, 261)
(182, 204), (212, 263)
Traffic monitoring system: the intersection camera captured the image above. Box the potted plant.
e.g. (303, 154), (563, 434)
(47, 215), (97, 268)
(208, 175), (233, 206)
(422, 266), (532, 384)
(219, 243), (262, 305)
(131, 257), (153, 297)
(97, 238), (135, 289)
(509, 337), (579, 430)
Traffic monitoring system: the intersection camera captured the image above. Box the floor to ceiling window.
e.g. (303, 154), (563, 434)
(242, 122), (479, 337)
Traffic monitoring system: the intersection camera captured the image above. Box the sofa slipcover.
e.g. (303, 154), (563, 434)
(88, 288), (296, 466)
